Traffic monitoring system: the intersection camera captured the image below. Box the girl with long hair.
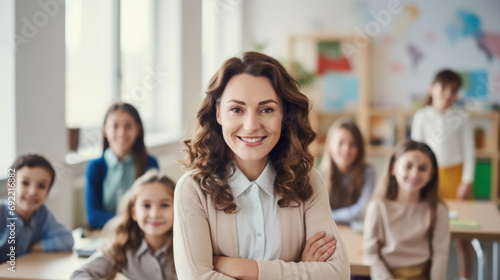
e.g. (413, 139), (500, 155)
(319, 119), (375, 224)
(363, 140), (450, 279)
(86, 102), (159, 228)
(72, 170), (176, 280)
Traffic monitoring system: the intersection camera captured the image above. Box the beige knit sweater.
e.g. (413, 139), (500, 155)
(363, 198), (450, 280)
(173, 169), (350, 279)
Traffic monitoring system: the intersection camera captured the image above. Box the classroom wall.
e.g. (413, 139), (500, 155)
(0, 0), (15, 170)
(242, 0), (357, 57)
(13, 0), (71, 227)
(242, 0), (500, 108)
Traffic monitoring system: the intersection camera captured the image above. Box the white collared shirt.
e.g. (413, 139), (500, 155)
(228, 161), (281, 261)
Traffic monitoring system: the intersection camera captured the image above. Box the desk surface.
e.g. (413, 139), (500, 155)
(338, 225), (369, 276)
(0, 229), (101, 280)
(0, 252), (88, 280)
(338, 200), (500, 276)
(446, 200), (500, 240)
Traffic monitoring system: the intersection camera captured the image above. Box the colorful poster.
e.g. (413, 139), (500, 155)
(320, 73), (359, 111)
(461, 71), (488, 99)
(317, 41), (352, 74)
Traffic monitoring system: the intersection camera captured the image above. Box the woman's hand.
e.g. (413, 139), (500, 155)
(301, 231), (337, 262)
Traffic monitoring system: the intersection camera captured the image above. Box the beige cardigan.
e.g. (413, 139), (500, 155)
(173, 168), (350, 279)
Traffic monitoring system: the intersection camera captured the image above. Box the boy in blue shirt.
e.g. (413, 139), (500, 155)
(1, 154), (74, 264)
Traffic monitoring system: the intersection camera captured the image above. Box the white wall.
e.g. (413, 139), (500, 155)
(243, 0), (500, 108)
(181, 0), (203, 133)
(0, 0), (15, 174)
(14, 0), (71, 226)
(242, 0), (357, 60)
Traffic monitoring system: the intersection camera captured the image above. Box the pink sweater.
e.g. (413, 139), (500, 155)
(173, 169), (350, 279)
(363, 198), (450, 280)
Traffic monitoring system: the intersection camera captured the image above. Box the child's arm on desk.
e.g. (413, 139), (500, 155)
(71, 251), (115, 280)
(29, 242), (43, 252)
(38, 205), (74, 252)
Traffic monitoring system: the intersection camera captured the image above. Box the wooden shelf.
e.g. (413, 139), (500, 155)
(367, 146), (394, 156)
(315, 110), (356, 118)
(476, 149), (498, 158)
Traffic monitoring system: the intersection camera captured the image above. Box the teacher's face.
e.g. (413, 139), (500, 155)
(216, 74), (283, 168)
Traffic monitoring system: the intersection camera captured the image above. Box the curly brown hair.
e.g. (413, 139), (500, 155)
(100, 169), (176, 279)
(319, 118), (367, 210)
(183, 51), (316, 213)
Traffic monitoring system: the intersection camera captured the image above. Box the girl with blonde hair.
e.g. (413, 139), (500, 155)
(72, 170), (177, 280)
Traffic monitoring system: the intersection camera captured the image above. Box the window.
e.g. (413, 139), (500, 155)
(65, 0), (181, 163)
(202, 0), (243, 89)
(0, 0), (15, 176)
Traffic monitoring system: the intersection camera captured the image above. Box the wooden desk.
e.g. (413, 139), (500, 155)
(0, 229), (107, 280)
(446, 200), (500, 240)
(0, 252), (88, 280)
(338, 225), (369, 276)
(338, 200), (500, 277)
(446, 200), (500, 280)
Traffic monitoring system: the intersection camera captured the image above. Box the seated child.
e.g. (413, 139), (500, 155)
(0, 154), (74, 263)
(71, 170), (177, 280)
(363, 140), (450, 279)
(319, 119), (375, 224)
(86, 102), (159, 229)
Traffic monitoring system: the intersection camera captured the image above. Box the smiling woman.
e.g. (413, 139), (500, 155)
(216, 74), (283, 181)
(174, 51), (350, 279)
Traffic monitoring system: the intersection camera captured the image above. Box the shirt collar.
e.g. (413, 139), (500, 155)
(104, 148), (133, 167)
(135, 239), (168, 259)
(227, 161), (276, 198)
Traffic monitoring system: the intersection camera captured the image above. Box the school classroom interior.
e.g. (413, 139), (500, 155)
(1, 0), (500, 279)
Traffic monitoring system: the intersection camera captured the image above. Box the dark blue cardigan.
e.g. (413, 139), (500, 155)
(85, 154), (159, 229)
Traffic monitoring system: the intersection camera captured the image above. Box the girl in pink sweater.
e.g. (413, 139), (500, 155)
(363, 140), (450, 279)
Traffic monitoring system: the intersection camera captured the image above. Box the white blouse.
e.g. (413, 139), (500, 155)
(411, 105), (475, 183)
(227, 161), (281, 261)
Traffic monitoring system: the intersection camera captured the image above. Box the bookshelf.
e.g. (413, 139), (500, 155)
(287, 33), (370, 155)
(288, 33), (500, 203)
